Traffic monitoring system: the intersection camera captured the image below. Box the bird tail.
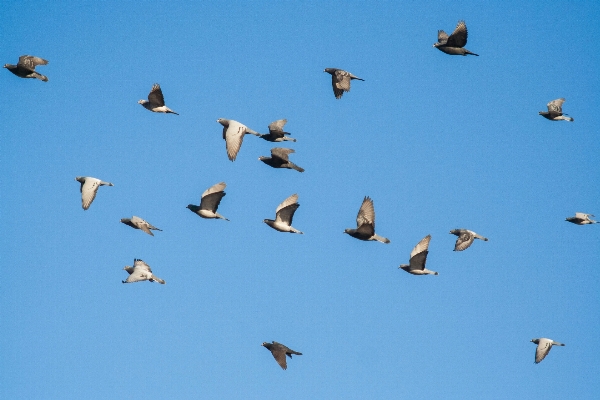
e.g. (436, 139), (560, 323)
(291, 351), (302, 356)
(290, 227), (304, 234)
(290, 163), (304, 173)
(476, 235), (489, 241)
(373, 234), (390, 244)
(465, 50), (479, 56)
(167, 109), (179, 115)
(283, 136), (297, 142)
(246, 129), (261, 137)
(35, 72), (49, 82)
(215, 212), (230, 221)
(151, 275), (166, 284)
(563, 115), (574, 122)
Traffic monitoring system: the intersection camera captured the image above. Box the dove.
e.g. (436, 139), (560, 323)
(531, 338), (565, 364)
(258, 148), (304, 172)
(263, 194), (303, 234)
(399, 235), (438, 275)
(256, 119), (296, 142)
(449, 229), (488, 251)
(186, 182), (229, 221)
(539, 98), (574, 121)
(122, 259), (165, 284)
(120, 216), (162, 236)
(74, 176), (113, 210)
(138, 83), (179, 115)
(433, 20), (479, 56)
(344, 196), (390, 243)
(565, 212), (597, 225)
(262, 341), (302, 370)
(217, 118), (260, 161)
(323, 68), (364, 99)
(4, 55), (49, 81)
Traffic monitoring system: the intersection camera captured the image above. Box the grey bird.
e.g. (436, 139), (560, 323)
(565, 212), (597, 225)
(539, 98), (574, 122)
(186, 182), (229, 221)
(262, 341), (302, 370)
(122, 259), (165, 284)
(120, 216), (162, 236)
(138, 84), (179, 115)
(4, 55), (49, 81)
(323, 68), (364, 99)
(449, 229), (488, 251)
(74, 176), (114, 210)
(258, 148), (304, 172)
(256, 119), (297, 142)
(217, 118), (260, 161)
(433, 21), (479, 56)
(531, 338), (565, 364)
(399, 235), (438, 275)
(344, 196), (390, 243)
(263, 194), (303, 234)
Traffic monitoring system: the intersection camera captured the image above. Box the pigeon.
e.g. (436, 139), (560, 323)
(217, 118), (260, 161)
(539, 98), (574, 122)
(122, 259), (165, 284)
(399, 235), (438, 275)
(258, 148), (304, 172)
(186, 182), (229, 221)
(138, 84), (179, 115)
(565, 212), (597, 225)
(433, 21), (479, 56)
(4, 55), (49, 81)
(531, 338), (565, 364)
(262, 341), (302, 370)
(344, 196), (390, 243)
(263, 194), (303, 234)
(74, 176), (113, 210)
(449, 229), (488, 251)
(256, 119), (297, 142)
(120, 216), (162, 236)
(323, 68), (364, 99)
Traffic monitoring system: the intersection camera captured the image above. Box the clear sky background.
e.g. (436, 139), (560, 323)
(1, 1), (599, 399)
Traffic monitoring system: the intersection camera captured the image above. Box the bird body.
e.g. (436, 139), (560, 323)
(262, 341), (302, 370)
(449, 229), (488, 251)
(187, 182), (229, 221)
(120, 216), (162, 236)
(399, 235), (438, 275)
(539, 98), (574, 121)
(565, 212), (597, 225)
(217, 118), (260, 161)
(324, 68), (364, 99)
(138, 83), (179, 114)
(257, 119), (297, 142)
(75, 176), (113, 210)
(122, 259), (165, 284)
(531, 338), (564, 363)
(344, 196), (390, 243)
(258, 147), (304, 172)
(433, 21), (479, 56)
(4, 55), (49, 81)
(263, 194), (303, 234)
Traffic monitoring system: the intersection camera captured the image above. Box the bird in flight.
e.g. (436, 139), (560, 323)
(433, 21), (479, 56)
(262, 341), (302, 370)
(324, 68), (364, 99)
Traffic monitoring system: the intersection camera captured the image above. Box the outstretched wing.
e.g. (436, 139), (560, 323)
(224, 121), (247, 161)
(535, 340), (552, 363)
(454, 231), (474, 251)
(446, 20), (468, 48)
(270, 147), (294, 162)
(410, 235), (431, 259)
(80, 178), (101, 210)
(18, 55), (48, 71)
(148, 84), (166, 106)
(547, 98), (565, 115)
(268, 119), (287, 138)
(437, 30), (449, 45)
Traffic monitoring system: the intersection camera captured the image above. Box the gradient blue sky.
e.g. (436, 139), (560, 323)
(1, 1), (599, 399)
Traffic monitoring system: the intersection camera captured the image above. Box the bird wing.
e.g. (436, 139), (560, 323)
(202, 182), (227, 198)
(446, 20), (468, 48)
(200, 192), (226, 213)
(124, 269), (149, 283)
(269, 347), (288, 370)
(224, 120), (247, 161)
(268, 119), (287, 138)
(148, 84), (166, 106)
(409, 250), (429, 271)
(275, 194), (299, 214)
(535, 339), (552, 363)
(356, 196), (375, 228)
(334, 70), (352, 91)
(410, 235), (431, 259)
(276, 203), (300, 226)
(80, 178), (101, 210)
(574, 212), (592, 219)
(547, 98), (565, 114)
(454, 231), (474, 251)
(18, 55), (48, 71)
(133, 259), (152, 273)
(270, 147), (294, 162)
(437, 30), (449, 45)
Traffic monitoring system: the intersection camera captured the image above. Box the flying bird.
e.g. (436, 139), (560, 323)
(263, 194), (303, 234)
(256, 119), (296, 142)
(187, 182), (229, 221)
(449, 229), (488, 251)
(138, 84), (179, 115)
(74, 176), (113, 210)
(344, 196), (390, 243)
(122, 259), (165, 284)
(539, 98), (574, 122)
(565, 212), (597, 225)
(399, 235), (438, 275)
(258, 148), (304, 172)
(262, 341), (302, 370)
(531, 338), (565, 364)
(4, 55), (49, 81)
(323, 68), (364, 99)
(433, 20), (479, 56)
(120, 216), (162, 236)
(217, 118), (260, 161)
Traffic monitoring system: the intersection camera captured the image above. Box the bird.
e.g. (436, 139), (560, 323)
(323, 68), (364, 99)
(217, 118), (260, 161)
(138, 84), (179, 115)
(263, 194), (303, 234)
(531, 338), (565, 364)
(262, 341), (302, 370)
(258, 148), (304, 172)
(256, 119), (297, 142)
(4, 55), (49, 81)
(433, 20), (479, 56)
(565, 212), (597, 225)
(74, 176), (113, 210)
(399, 235), (438, 275)
(449, 229), (488, 251)
(344, 196), (390, 243)
(539, 98), (574, 122)
(122, 259), (165, 284)
(186, 182), (229, 221)
(120, 216), (162, 236)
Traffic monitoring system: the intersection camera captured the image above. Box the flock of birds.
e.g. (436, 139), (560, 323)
(4, 19), (594, 369)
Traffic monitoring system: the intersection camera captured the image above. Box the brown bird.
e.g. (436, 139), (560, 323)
(539, 98), (574, 122)
(449, 229), (488, 251)
(258, 148), (304, 172)
(256, 119), (297, 142)
(531, 338), (565, 364)
(122, 259), (165, 284)
(138, 84), (179, 115)
(217, 119), (260, 161)
(323, 68), (364, 99)
(120, 216), (162, 236)
(344, 196), (390, 243)
(262, 341), (302, 370)
(399, 235), (438, 275)
(433, 21), (479, 56)
(4, 55), (49, 81)
(565, 212), (597, 225)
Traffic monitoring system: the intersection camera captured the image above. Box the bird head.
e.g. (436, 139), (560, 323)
(216, 118), (228, 126)
(343, 229), (351, 235)
(3, 64), (9, 68)
(530, 339), (539, 344)
(120, 218), (129, 223)
(75, 176), (85, 183)
(449, 229), (459, 235)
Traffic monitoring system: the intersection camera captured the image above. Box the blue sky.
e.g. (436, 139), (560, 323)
(1, 1), (599, 399)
